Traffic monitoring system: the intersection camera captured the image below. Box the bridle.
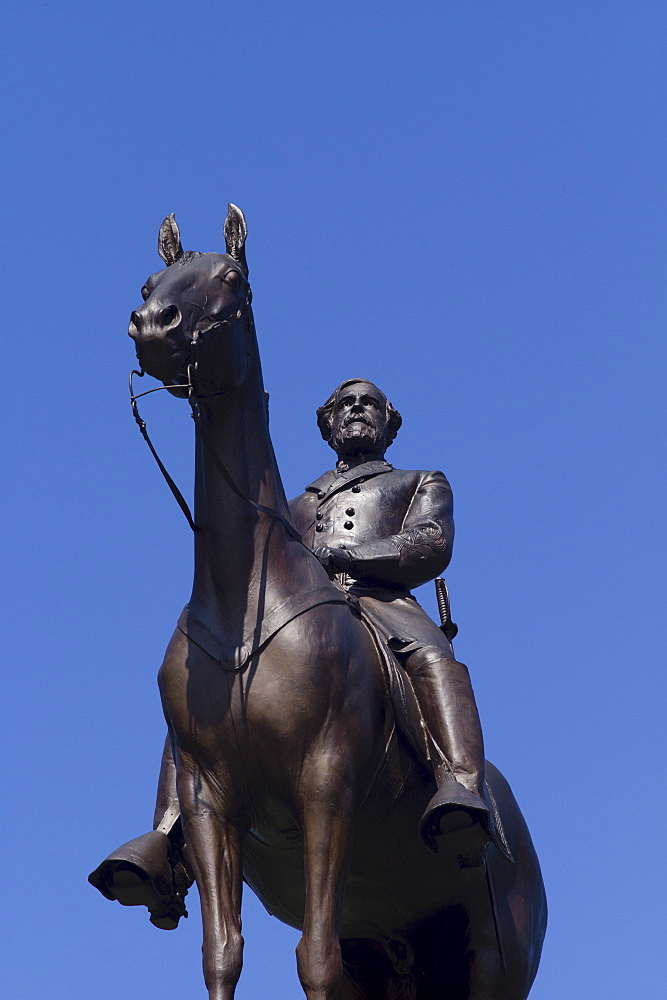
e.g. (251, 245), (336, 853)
(128, 290), (306, 547)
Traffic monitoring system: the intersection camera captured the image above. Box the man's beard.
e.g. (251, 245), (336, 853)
(331, 417), (386, 456)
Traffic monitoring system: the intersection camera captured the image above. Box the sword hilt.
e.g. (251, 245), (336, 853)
(435, 577), (458, 641)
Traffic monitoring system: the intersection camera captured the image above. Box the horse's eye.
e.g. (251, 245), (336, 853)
(222, 270), (241, 291)
(141, 286), (150, 301)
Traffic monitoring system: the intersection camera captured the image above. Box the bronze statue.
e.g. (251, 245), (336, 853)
(90, 206), (546, 999)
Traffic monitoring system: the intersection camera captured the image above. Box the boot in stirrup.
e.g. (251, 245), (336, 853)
(419, 779), (491, 858)
(88, 828), (193, 930)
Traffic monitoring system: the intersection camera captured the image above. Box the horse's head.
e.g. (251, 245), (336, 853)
(129, 205), (252, 395)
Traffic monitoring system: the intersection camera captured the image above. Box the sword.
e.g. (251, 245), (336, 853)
(435, 578), (458, 643)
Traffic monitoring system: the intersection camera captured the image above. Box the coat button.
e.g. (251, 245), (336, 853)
(316, 523), (325, 532)
(317, 491), (325, 499)
(344, 520), (354, 530)
(345, 507), (355, 516)
(351, 484), (361, 493)
(316, 511), (323, 520)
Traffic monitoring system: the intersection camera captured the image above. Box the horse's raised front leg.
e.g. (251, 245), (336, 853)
(178, 769), (244, 1000)
(296, 763), (353, 1000)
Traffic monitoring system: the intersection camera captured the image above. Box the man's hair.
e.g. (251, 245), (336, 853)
(316, 378), (402, 447)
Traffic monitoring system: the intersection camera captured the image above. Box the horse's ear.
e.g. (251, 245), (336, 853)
(157, 213), (184, 266)
(223, 204), (248, 273)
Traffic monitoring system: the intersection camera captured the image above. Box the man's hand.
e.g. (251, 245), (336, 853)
(312, 545), (354, 572)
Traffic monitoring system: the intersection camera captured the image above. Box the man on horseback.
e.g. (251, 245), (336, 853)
(90, 377), (491, 927)
(291, 379), (490, 855)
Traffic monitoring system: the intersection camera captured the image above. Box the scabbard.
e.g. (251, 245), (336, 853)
(435, 577), (458, 641)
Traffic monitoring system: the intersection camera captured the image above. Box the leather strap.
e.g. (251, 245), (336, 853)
(129, 367), (308, 550)
(130, 370), (198, 532)
(177, 584), (349, 671)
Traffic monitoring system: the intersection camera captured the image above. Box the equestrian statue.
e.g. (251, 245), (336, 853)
(90, 205), (547, 1000)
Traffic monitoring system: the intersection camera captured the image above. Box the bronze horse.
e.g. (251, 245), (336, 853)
(120, 205), (546, 1000)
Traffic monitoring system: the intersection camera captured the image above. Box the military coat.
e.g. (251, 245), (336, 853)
(289, 459), (456, 655)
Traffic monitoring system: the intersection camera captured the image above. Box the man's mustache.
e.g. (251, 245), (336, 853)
(343, 413), (373, 427)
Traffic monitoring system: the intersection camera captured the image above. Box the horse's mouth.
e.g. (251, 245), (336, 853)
(134, 350), (189, 383)
(145, 365), (183, 383)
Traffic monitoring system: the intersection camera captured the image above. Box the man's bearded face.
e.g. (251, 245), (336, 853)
(329, 382), (389, 457)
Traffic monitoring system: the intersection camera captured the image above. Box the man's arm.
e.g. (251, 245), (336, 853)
(322, 471), (454, 591)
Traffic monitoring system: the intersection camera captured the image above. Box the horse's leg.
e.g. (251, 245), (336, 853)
(178, 770), (244, 1000)
(466, 916), (505, 1000)
(340, 939), (417, 1000)
(296, 767), (353, 1000)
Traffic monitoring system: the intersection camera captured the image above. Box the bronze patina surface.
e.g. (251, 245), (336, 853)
(90, 206), (546, 999)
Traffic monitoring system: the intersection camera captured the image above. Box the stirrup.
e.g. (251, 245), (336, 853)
(419, 781), (491, 857)
(88, 830), (193, 930)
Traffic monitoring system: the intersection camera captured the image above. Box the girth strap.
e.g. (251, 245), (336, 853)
(177, 584), (349, 671)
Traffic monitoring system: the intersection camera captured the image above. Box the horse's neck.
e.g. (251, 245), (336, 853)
(188, 351), (303, 636)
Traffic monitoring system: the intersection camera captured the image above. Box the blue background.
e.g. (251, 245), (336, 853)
(1, 2), (664, 997)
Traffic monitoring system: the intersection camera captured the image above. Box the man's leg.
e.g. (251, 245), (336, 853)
(403, 645), (490, 855)
(88, 735), (192, 929)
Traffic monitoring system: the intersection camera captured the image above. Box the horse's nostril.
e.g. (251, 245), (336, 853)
(128, 311), (141, 338)
(128, 304), (180, 340)
(160, 305), (179, 328)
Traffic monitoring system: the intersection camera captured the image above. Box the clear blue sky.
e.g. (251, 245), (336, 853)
(1, 2), (664, 997)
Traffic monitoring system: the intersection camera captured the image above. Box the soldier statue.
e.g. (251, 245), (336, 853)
(90, 378), (491, 929)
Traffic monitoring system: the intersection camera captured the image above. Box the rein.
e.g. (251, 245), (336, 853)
(130, 370), (198, 532)
(128, 304), (307, 549)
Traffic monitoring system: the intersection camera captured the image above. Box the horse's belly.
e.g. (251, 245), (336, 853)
(241, 748), (465, 941)
(242, 818), (477, 943)
(243, 825), (306, 930)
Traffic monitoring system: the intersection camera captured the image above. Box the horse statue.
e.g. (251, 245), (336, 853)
(94, 206), (546, 1000)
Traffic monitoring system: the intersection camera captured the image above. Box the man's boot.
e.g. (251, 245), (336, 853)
(405, 647), (491, 857)
(88, 818), (193, 930)
(88, 738), (192, 929)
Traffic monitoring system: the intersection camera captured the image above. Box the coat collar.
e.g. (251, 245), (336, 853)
(306, 459), (393, 499)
